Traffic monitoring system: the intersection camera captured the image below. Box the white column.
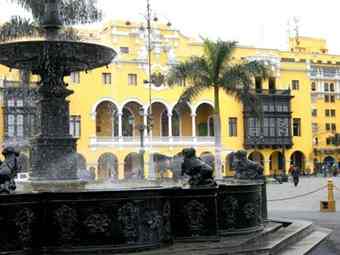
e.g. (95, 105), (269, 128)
(143, 111), (148, 137)
(168, 113), (172, 137)
(118, 112), (123, 137)
(191, 114), (196, 137)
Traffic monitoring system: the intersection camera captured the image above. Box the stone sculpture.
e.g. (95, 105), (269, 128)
(0, 146), (20, 194)
(232, 150), (263, 180)
(181, 148), (216, 187)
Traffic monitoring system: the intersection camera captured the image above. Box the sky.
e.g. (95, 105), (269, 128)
(1, 0), (340, 53)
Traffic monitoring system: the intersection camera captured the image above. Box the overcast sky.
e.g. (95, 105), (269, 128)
(1, 0), (340, 53)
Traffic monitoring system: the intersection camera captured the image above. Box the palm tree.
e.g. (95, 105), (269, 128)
(167, 39), (269, 180)
(0, 0), (101, 82)
(0, 0), (102, 42)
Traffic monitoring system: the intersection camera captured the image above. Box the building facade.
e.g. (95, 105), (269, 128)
(0, 21), (339, 179)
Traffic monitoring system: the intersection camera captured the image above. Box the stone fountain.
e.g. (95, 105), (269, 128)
(0, 0), (115, 183)
(0, 1), (331, 254)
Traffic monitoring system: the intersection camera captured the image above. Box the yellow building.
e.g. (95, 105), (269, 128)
(0, 21), (339, 179)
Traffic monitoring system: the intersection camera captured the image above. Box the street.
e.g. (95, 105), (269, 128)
(268, 176), (340, 254)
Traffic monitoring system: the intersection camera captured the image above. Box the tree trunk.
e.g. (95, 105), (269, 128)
(213, 86), (223, 180)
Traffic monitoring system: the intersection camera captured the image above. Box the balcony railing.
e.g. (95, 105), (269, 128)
(245, 136), (292, 148)
(90, 136), (215, 147)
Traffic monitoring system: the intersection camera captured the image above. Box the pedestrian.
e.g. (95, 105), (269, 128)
(332, 163), (338, 177)
(290, 165), (300, 187)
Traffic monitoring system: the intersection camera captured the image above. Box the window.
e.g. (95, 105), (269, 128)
(325, 95), (330, 102)
(128, 74), (137, 86)
(70, 115), (81, 138)
(326, 123), (331, 131)
(330, 83), (335, 92)
(312, 123), (318, 133)
(332, 123), (336, 132)
(16, 99), (23, 107)
(247, 117), (260, 137)
(7, 99), (15, 107)
(263, 118), (269, 136)
(255, 77), (262, 91)
(292, 80), (299, 90)
(7, 114), (24, 137)
(228, 117), (237, 137)
(269, 77), (276, 91)
(331, 109), (336, 117)
(311, 82), (316, 91)
(70, 72), (80, 83)
(325, 109), (330, 117)
(102, 73), (112, 85)
(7, 114), (15, 137)
(324, 83), (329, 92)
(327, 137), (332, 145)
(293, 118), (301, 136)
(269, 118), (275, 136)
(17, 115), (23, 137)
(312, 109), (317, 117)
(330, 95), (335, 102)
(120, 47), (129, 54)
(277, 118), (289, 136)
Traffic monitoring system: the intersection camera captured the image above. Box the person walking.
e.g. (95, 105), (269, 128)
(290, 165), (300, 187)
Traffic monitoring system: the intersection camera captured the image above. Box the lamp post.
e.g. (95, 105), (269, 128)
(278, 119), (289, 177)
(138, 107), (146, 179)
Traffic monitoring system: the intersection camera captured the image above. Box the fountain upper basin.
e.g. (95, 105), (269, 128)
(0, 40), (116, 74)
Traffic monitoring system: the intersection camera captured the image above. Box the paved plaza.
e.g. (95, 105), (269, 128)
(268, 176), (340, 254)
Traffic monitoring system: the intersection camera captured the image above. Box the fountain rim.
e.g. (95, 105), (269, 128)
(0, 39), (116, 73)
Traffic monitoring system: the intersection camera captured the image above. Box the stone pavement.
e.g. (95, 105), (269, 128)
(267, 176), (340, 254)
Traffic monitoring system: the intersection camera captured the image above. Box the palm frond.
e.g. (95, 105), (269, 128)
(10, 0), (102, 25)
(0, 16), (37, 41)
(167, 56), (210, 86)
(242, 60), (271, 80)
(203, 38), (237, 83)
(219, 61), (269, 117)
(177, 83), (211, 105)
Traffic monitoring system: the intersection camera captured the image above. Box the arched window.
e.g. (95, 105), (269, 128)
(96, 101), (118, 137)
(208, 116), (214, 136)
(172, 110), (181, 136)
(161, 110), (169, 136)
(122, 108), (134, 136)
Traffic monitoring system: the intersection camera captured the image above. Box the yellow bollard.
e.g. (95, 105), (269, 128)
(320, 178), (336, 212)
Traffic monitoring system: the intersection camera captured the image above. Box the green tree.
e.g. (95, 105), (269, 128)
(167, 39), (269, 179)
(0, 0), (101, 82)
(0, 0), (102, 41)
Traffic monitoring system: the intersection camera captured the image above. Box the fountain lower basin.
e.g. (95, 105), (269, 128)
(0, 182), (264, 254)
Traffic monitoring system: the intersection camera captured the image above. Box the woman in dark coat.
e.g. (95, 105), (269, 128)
(291, 165), (300, 187)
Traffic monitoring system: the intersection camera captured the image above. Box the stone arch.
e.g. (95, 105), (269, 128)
(122, 106), (135, 137)
(124, 152), (141, 180)
(200, 151), (215, 169)
(172, 103), (193, 136)
(120, 98), (145, 113)
(95, 100), (119, 137)
(193, 101), (214, 114)
(146, 99), (172, 113)
(97, 153), (118, 180)
(195, 103), (214, 136)
(75, 153), (87, 170)
(147, 102), (169, 136)
(225, 153), (234, 176)
(17, 153), (30, 173)
(153, 153), (173, 180)
(324, 156), (336, 167)
(92, 97), (119, 116)
(248, 151), (264, 167)
(290, 151), (306, 171)
(269, 151), (284, 175)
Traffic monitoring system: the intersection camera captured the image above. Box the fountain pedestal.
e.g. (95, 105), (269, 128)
(30, 95), (78, 181)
